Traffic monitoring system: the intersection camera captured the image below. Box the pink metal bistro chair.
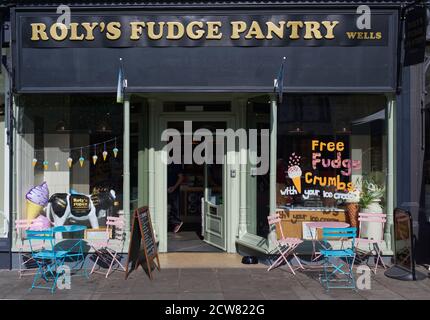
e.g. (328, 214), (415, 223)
(15, 219), (49, 278)
(90, 216), (126, 278)
(267, 212), (304, 274)
(354, 213), (387, 274)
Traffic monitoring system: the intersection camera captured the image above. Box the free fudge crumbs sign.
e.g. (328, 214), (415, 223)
(22, 13), (389, 47)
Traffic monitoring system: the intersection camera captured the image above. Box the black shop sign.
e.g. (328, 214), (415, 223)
(21, 13), (389, 48)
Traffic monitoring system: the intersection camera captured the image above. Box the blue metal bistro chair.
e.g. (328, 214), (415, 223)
(320, 227), (357, 291)
(26, 229), (68, 293)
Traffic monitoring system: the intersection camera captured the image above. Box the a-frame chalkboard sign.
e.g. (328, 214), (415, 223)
(125, 207), (160, 280)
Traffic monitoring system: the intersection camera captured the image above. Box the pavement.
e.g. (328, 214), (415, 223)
(1, 253), (430, 300)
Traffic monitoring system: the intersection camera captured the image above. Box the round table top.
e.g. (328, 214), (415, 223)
(306, 222), (350, 229)
(52, 225), (87, 233)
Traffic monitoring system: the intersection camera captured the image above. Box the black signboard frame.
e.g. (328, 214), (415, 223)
(384, 208), (425, 281)
(125, 206), (160, 280)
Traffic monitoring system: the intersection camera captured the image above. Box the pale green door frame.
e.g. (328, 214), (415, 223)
(143, 95), (243, 253)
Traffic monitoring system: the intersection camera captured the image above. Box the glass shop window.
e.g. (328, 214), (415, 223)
(15, 94), (124, 243)
(276, 95), (388, 239)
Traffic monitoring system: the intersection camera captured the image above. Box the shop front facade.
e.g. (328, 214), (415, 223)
(0, 0), (423, 267)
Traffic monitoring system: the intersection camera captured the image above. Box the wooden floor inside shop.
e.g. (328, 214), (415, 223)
(158, 252), (266, 269)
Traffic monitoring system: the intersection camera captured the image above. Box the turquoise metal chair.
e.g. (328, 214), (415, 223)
(320, 227), (357, 291)
(26, 229), (68, 293)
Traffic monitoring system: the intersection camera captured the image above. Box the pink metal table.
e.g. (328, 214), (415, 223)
(305, 221), (350, 262)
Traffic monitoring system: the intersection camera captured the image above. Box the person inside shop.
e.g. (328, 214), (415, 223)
(168, 163), (185, 233)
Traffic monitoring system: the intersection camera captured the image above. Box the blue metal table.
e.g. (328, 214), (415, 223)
(52, 225), (88, 278)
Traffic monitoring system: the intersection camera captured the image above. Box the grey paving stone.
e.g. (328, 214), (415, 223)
(179, 292), (224, 300)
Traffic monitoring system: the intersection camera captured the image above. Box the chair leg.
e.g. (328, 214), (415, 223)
(90, 256), (100, 275)
(293, 253), (304, 270)
(106, 257), (115, 278)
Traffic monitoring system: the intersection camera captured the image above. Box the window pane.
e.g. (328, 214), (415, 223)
(14, 95), (124, 244)
(277, 94), (387, 239)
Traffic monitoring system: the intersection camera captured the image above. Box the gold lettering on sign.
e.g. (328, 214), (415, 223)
(50, 23), (68, 41)
(321, 21), (339, 39)
(206, 21), (222, 39)
(245, 21), (265, 39)
(31, 23), (49, 41)
(286, 21), (304, 39)
(69, 23), (84, 41)
(166, 22), (185, 40)
(230, 21), (247, 39)
(266, 21), (286, 39)
(146, 22), (165, 40)
(106, 22), (121, 40)
(186, 21), (205, 40)
(130, 22), (146, 40)
(81, 22), (98, 41)
(304, 21), (323, 39)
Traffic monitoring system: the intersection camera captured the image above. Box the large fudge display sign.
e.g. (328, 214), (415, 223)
(13, 9), (398, 93)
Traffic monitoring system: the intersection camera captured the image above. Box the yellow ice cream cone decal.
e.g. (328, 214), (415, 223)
(103, 151), (108, 161)
(67, 157), (73, 168)
(32, 158), (37, 167)
(92, 155), (98, 165)
(291, 176), (302, 194)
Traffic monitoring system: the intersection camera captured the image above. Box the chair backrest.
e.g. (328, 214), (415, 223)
(15, 219), (36, 243)
(25, 229), (55, 253)
(267, 213), (285, 240)
(322, 227), (357, 250)
(358, 212), (386, 239)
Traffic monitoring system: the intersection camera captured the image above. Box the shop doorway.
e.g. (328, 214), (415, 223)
(166, 121), (227, 252)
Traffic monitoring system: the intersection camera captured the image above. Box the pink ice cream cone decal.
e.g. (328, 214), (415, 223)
(287, 153), (302, 193)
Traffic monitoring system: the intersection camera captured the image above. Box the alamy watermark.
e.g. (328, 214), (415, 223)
(161, 121), (270, 176)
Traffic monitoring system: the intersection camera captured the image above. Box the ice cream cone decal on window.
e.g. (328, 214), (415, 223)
(287, 153), (302, 193)
(79, 148), (85, 167)
(113, 138), (118, 158)
(43, 161), (49, 170)
(67, 157), (73, 168)
(32, 158), (37, 167)
(92, 145), (98, 165)
(103, 143), (108, 161)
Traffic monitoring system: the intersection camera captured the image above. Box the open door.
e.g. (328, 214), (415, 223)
(202, 157), (226, 250)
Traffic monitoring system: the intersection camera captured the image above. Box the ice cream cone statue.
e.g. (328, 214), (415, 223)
(67, 157), (73, 168)
(79, 156), (85, 167)
(92, 155), (98, 165)
(102, 150), (108, 161)
(25, 182), (49, 220)
(287, 153), (302, 194)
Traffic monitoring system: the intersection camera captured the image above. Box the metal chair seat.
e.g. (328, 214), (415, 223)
(33, 250), (68, 260)
(355, 237), (381, 244)
(320, 248), (355, 257)
(278, 238), (303, 245)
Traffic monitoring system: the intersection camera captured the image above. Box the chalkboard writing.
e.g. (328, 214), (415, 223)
(125, 207), (160, 280)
